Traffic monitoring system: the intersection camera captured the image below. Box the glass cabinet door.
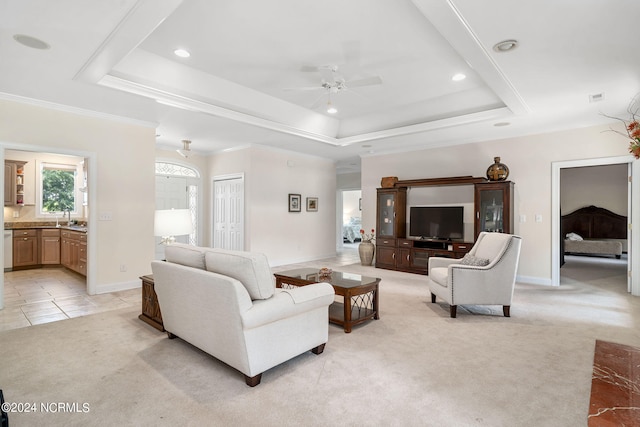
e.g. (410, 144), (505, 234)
(478, 190), (504, 233)
(378, 192), (395, 237)
(474, 181), (513, 239)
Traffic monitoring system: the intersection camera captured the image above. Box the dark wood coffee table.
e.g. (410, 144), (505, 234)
(274, 268), (381, 333)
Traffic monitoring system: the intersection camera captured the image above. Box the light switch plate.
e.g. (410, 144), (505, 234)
(99, 211), (113, 221)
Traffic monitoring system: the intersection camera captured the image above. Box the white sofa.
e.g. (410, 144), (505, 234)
(151, 244), (335, 386)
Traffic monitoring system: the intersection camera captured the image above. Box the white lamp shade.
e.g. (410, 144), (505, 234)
(154, 209), (193, 237)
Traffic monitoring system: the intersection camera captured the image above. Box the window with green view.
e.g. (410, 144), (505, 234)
(40, 164), (78, 214)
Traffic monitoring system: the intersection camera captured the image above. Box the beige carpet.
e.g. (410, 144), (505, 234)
(1, 255), (639, 426)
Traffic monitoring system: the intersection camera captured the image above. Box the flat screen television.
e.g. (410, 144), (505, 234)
(409, 206), (464, 240)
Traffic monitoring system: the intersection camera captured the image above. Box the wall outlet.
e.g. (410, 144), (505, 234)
(99, 211), (113, 221)
(535, 214), (543, 223)
(120, 264), (127, 272)
(519, 214), (526, 223)
(12, 211), (19, 218)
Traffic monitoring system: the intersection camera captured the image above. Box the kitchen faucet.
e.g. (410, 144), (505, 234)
(66, 210), (71, 226)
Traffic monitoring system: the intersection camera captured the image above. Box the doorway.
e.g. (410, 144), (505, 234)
(340, 189), (362, 248)
(154, 161), (200, 259)
(559, 164), (629, 288)
(552, 156), (640, 296)
(1, 145), (98, 311)
(212, 174), (244, 250)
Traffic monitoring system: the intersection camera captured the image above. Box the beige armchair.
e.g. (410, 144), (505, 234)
(427, 232), (522, 318)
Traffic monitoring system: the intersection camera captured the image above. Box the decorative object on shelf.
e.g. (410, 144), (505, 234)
(486, 156), (509, 181)
(358, 228), (376, 266)
(288, 193), (301, 212)
(603, 94), (640, 158)
(381, 176), (398, 188)
(306, 197), (318, 212)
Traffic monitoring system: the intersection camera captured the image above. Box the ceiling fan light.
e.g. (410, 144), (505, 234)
(327, 105), (338, 114)
(177, 139), (191, 157)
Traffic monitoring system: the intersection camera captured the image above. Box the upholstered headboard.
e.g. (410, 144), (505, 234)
(561, 205), (627, 239)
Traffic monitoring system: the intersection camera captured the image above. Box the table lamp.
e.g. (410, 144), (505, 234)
(154, 209), (193, 245)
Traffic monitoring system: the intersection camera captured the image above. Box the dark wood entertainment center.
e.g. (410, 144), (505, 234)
(375, 176), (514, 275)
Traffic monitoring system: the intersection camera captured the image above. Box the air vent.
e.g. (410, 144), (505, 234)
(589, 93), (605, 103)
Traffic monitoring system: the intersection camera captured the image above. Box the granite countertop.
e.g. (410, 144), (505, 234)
(5, 221), (87, 232)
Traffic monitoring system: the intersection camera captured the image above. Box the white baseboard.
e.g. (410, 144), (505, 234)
(269, 253), (338, 267)
(516, 275), (554, 286)
(95, 279), (141, 295)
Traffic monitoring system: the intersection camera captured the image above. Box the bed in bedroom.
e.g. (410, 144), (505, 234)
(561, 205), (627, 259)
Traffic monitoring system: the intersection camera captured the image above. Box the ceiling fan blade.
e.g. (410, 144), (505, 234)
(309, 92), (327, 110)
(300, 65), (319, 73)
(345, 75), (383, 88)
(282, 86), (323, 91)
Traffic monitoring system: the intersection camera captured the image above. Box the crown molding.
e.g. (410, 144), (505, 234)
(0, 92), (158, 129)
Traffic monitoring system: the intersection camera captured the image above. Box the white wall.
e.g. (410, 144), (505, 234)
(361, 122), (631, 284)
(560, 164), (627, 215)
(0, 99), (156, 294)
(208, 146), (337, 265)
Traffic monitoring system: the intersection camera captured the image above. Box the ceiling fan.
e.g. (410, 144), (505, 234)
(284, 64), (383, 112)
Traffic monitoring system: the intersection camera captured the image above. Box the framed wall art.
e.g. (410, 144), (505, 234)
(288, 193), (301, 212)
(306, 197), (318, 212)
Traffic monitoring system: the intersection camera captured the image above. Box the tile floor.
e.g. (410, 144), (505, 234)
(0, 245), (361, 333)
(0, 268), (140, 332)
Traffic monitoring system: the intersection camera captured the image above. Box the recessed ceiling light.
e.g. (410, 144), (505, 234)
(174, 49), (190, 58)
(493, 40), (518, 52)
(13, 34), (50, 50)
(494, 122), (511, 127)
(452, 73), (466, 81)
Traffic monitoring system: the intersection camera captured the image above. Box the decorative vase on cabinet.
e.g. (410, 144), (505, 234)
(359, 241), (375, 266)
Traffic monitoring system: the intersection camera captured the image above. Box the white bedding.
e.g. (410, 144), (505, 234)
(564, 239), (623, 258)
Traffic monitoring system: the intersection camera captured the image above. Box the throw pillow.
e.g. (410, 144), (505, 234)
(459, 253), (490, 267)
(566, 232), (583, 241)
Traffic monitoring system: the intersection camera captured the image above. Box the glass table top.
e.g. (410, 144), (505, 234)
(274, 268), (380, 289)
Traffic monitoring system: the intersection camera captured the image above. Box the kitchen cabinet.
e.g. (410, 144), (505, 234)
(40, 228), (61, 265)
(61, 229), (86, 275)
(4, 160), (26, 206)
(13, 229), (38, 267)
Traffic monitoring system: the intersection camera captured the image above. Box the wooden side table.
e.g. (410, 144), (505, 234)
(139, 275), (164, 331)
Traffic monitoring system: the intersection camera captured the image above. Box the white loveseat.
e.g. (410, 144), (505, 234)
(151, 244), (335, 386)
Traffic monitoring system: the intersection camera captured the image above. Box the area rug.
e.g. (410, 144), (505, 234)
(1, 259), (639, 426)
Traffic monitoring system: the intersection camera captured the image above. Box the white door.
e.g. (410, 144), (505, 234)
(155, 175), (188, 259)
(628, 163), (633, 293)
(213, 177), (244, 250)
